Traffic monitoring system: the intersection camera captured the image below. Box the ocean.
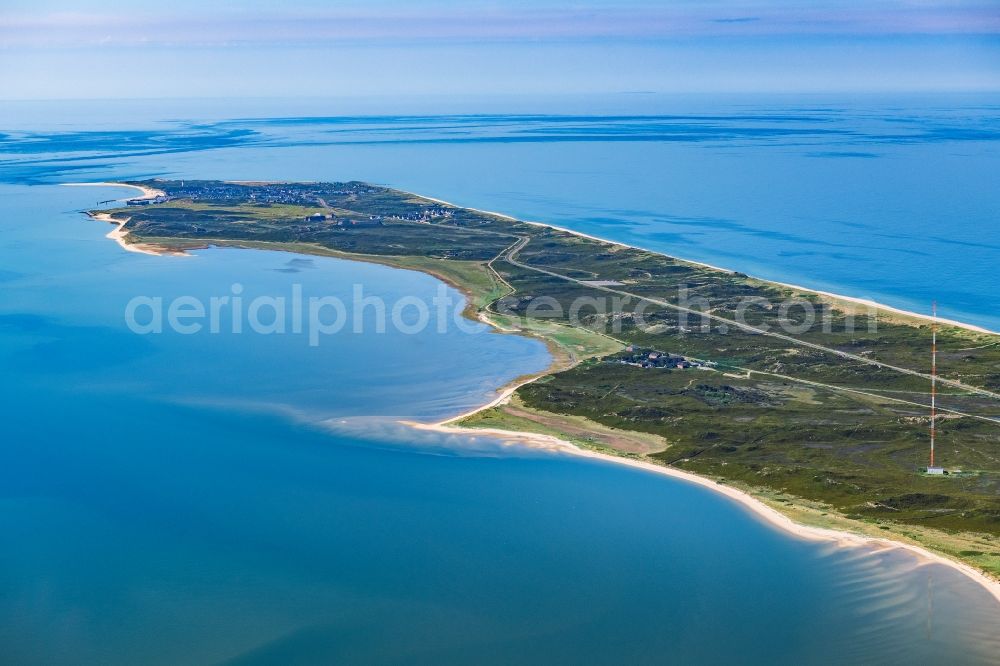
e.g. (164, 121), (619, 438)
(1, 95), (999, 664)
(4, 93), (998, 330)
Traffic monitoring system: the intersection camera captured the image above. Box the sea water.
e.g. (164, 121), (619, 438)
(1, 97), (999, 664)
(3, 93), (998, 329)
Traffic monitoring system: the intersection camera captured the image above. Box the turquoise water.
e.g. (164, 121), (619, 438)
(2, 97), (1000, 664)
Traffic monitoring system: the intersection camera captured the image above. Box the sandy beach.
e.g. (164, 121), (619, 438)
(70, 180), (1000, 603)
(403, 190), (1000, 605)
(85, 211), (187, 257)
(410, 417), (1000, 606)
(409, 190), (998, 336)
(67, 180), (1000, 336)
(65, 181), (166, 201)
(67, 182), (188, 256)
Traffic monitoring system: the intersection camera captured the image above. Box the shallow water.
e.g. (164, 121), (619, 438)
(2, 99), (1000, 664)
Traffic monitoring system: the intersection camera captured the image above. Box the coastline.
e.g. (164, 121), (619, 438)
(411, 418), (1000, 606)
(72, 180), (1000, 604)
(69, 179), (997, 334)
(410, 190), (998, 336)
(85, 210), (189, 257)
(66, 182), (187, 257)
(405, 188), (1000, 604)
(65, 181), (166, 201)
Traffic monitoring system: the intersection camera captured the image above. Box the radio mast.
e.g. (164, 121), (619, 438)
(927, 302), (944, 474)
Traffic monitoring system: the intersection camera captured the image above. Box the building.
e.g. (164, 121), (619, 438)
(617, 347), (695, 370)
(126, 195), (168, 206)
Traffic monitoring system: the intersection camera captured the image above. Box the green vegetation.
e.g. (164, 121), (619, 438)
(94, 178), (1000, 577)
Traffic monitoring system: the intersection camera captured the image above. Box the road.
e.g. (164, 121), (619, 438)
(496, 235), (1000, 402)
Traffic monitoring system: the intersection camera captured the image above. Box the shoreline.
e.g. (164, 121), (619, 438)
(70, 179), (1000, 603)
(69, 180), (996, 334)
(410, 418), (1000, 606)
(403, 188), (1000, 604)
(66, 182), (187, 257)
(64, 181), (166, 201)
(410, 190), (998, 336)
(85, 211), (189, 257)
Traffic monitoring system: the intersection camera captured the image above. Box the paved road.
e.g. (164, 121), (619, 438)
(499, 235), (1000, 402)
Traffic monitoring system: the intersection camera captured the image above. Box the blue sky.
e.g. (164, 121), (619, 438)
(2, 1), (998, 98)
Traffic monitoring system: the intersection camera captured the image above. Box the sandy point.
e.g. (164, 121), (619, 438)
(86, 211), (188, 257)
(66, 182), (185, 256)
(64, 181), (166, 201)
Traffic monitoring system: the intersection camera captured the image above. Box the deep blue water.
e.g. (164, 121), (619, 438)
(2, 94), (998, 329)
(2, 96), (1000, 664)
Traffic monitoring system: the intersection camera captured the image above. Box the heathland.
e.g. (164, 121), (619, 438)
(88, 179), (1000, 581)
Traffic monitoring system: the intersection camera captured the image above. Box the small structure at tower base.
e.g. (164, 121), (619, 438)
(926, 466), (945, 475)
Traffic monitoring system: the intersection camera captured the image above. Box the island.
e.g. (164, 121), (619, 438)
(85, 179), (1000, 594)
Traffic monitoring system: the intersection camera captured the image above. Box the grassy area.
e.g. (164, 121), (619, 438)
(459, 394), (668, 455)
(92, 178), (1000, 579)
(483, 312), (624, 365)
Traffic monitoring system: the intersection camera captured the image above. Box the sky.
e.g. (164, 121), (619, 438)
(1, 0), (998, 99)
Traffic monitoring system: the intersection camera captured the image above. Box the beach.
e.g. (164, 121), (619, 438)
(65, 180), (1000, 335)
(401, 189), (1000, 605)
(78, 180), (1000, 606)
(72, 178), (1000, 336)
(66, 183), (187, 256)
(408, 190), (999, 337)
(65, 181), (166, 201)
(410, 415), (1000, 606)
(85, 210), (188, 257)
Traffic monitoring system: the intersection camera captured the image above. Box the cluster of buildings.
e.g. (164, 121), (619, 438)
(123, 180), (455, 230)
(153, 180), (381, 206)
(355, 206), (455, 225)
(126, 195), (170, 206)
(129, 182), (453, 229)
(617, 346), (710, 370)
(383, 205), (455, 222)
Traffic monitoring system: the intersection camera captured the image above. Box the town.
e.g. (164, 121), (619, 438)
(147, 180), (380, 205)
